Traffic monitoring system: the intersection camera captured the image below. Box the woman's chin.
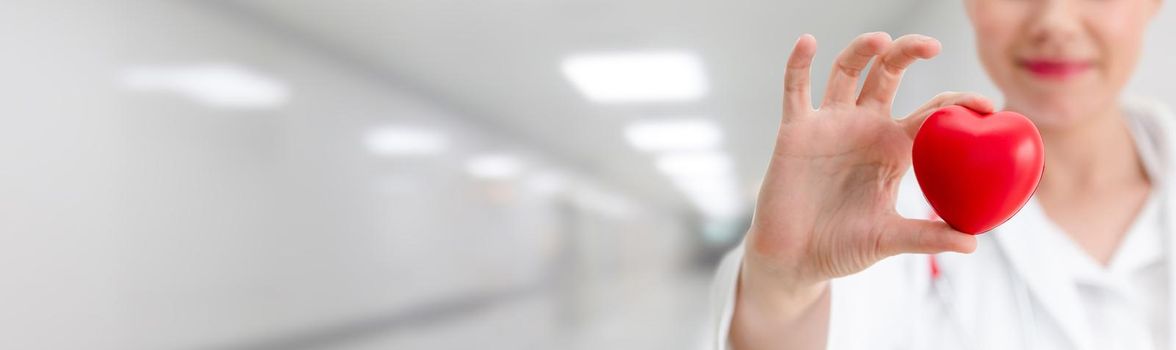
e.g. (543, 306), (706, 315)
(1009, 100), (1102, 131)
(1005, 86), (1117, 129)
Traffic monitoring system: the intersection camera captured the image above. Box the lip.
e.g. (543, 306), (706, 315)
(1019, 59), (1093, 80)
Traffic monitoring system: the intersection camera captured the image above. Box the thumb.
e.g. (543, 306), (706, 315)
(898, 91), (994, 138)
(877, 216), (977, 256)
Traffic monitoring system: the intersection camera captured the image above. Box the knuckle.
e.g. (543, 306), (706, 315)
(784, 82), (805, 93)
(835, 61), (863, 78)
(878, 56), (905, 76)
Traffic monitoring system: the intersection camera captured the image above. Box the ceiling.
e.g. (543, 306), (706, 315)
(215, 0), (928, 214)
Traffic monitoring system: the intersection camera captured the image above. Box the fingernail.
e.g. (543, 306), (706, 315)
(795, 33), (811, 44)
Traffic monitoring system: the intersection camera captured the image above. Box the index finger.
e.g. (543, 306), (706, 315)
(782, 34), (817, 119)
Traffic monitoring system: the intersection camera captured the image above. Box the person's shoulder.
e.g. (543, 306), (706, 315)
(1123, 96), (1176, 137)
(1122, 96), (1176, 178)
(1123, 95), (1175, 118)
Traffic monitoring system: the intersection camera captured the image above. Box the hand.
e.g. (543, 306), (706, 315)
(741, 32), (992, 308)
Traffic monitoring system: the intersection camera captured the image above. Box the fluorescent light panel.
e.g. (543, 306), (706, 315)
(466, 154), (524, 179)
(365, 126), (448, 156)
(122, 64), (289, 109)
(561, 51), (706, 103)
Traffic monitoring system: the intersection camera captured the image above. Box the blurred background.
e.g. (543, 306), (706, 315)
(3, 0), (1176, 349)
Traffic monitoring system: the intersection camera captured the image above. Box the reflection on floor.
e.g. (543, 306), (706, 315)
(337, 271), (713, 350)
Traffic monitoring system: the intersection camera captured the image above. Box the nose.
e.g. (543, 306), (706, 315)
(1026, 0), (1083, 47)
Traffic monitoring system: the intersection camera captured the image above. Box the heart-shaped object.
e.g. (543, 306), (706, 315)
(912, 105), (1045, 234)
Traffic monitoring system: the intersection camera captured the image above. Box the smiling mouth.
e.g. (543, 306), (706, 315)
(1019, 59), (1093, 80)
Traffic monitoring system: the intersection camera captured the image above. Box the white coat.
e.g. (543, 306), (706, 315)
(710, 97), (1176, 350)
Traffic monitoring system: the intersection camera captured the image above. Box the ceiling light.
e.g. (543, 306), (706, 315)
(121, 64), (289, 109)
(365, 126), (448, 156)
(466, 154), (524, 179)
(624, 118), (722, 152)
(561, 51), (706, 103)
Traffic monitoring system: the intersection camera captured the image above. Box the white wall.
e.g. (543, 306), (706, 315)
(0, 2), (693, 349)
(1127, 1), (1176, 105)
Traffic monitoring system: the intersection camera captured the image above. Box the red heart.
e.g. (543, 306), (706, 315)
(912, 105), (1045, 234)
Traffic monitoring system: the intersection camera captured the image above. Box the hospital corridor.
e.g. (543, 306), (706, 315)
(6, 1), (1176, 349)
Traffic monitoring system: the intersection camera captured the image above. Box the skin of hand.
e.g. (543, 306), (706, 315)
(731, 32), (993, 350)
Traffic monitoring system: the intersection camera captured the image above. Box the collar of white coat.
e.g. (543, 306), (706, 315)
(984, 96), (1176, 350)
